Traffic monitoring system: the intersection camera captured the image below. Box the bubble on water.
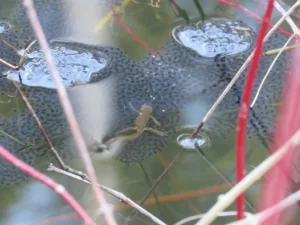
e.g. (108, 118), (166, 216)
(176, 133), (210, 150)
(172, 18), (253, 58)
(0, 21), (11, 34)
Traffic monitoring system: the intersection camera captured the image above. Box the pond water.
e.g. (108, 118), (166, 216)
(0, 0), (296, 224)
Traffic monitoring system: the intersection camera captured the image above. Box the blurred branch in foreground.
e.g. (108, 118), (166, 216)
(0, 145), (96, 225)
(23, 0), (117, 224)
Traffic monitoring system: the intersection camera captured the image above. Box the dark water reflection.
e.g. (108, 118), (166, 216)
(0, 0), (293, 224)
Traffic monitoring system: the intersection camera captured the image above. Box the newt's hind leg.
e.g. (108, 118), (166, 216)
(117, 126), (137, 134)
(104, 132), (140, 144)
(144, 127), (167, 136)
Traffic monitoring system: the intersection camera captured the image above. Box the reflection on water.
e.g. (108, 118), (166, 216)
(0, 0), (293, 224)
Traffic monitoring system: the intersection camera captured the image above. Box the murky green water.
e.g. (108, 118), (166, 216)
(0, 0), (295, 224)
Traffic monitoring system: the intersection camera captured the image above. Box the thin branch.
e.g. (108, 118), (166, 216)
(23, 1), (117, 224)
(227, 190), (300, 225)
(0, 34), (19, 53)
(0, 58), (18, 70)
(128, 149), (185, 220)
(218, 0), (293, 36)
(0, 145), (96, 225)
(250, 0), (300, 108)
(9, 77), (66, 169)
(111, 3), (158, 55)
(251, 34), (295, 108)
(263, 43), (300, 55)
(174, 211), (253, 225)
(274, 1), (300, 34)
(17, 39), (37, 68)
(9, 78), (91, 179)
(190, 0), (300, 139)
(138, 163), (165, 220)
(94, 0), (131, 32)
(195, 129), (300, 225)
(48, 164), (167, 225)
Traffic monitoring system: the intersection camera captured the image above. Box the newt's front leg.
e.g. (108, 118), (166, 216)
(128, 102), (161, 126)
(144, 127), (168, 136)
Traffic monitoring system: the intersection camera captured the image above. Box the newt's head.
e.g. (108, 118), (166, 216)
(140, 104), (153, 113)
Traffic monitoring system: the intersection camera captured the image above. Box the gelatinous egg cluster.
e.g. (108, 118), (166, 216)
(172, 18), (253, 58)
(8, 41), (110, 88)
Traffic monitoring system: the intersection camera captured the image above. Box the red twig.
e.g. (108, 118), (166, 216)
(218, 0), (292, 37)
(23, 1), (117, 224)
(255, 0), (265, 13)
(0, 145), (96, 225)
(235, 0), (275, 220)
(257, 29), (300, 225)
(111, 5), (158, 55)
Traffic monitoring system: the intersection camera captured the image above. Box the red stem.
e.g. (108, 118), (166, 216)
(255, 0), (265, 13)
(111, 5), (158, 55)
(0, 145), (96, 225)
(235, 0), (275, 220)
(218, 0), (292, 37)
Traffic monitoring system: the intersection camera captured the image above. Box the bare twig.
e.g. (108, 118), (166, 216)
(0, 38), (36, 70)
(195, 129), (300, 225)
(251, 34), (295, 108)
(0, 34), (19, 53)
(9, 77), (66, 168)
(129, 149), (186, 220)
(218, 0), (293, 36)
(23, 0), (117, 224)
(111, 3), (157, 55)
(0, 145), (96, 225)
(94, 0), (130, 32)
(263, 43), (300, 55)
(18, 39), (37, 68)
(190, 0), (300, 139)
(138, 163), (165, 220)
(0, 58), (18, 70)
(174, 211), (253, 225)
(48, 163), (167, 225)
(249, 1), (300, 109)
(227, 190), (300, 225)
(250, 0), (300, 108)
(274, 1), (300, 34)
(9, 78), (90, 179)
